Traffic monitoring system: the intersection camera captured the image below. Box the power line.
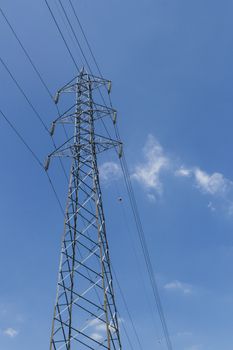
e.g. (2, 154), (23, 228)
(55, 0), (111, 116)
(0, 109), (43, 167)
(0, 56), (49, 133)
(115, 185), (165, 347)
(68, 0), (103, 77)
(0, 5), (70, 146)
(119, 150), (173, 350)
(101, 120), (172, 350)
(103, 149), (164, 348)
(0, 54), (70, 183)
(0, 6), (53, 100)
(0, 109), (64, 215)
(46, 0), (111, 116)
(112, 268), (144, 350)
(57, 0), (93, 73)
(111, 114), (173, 350)
(44, 0), (80, 72)
(66, 0), (115, 110)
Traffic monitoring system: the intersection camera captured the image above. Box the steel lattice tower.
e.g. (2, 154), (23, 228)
(46, 69), (122, 350)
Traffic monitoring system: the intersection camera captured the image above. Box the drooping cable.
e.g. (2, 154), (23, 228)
(57, 0), (93, 73)
(0, 6), (53, 100)
(119, 151), (173, 350)
(68, 0), (103, 78)
(44, 0), (80, 72)
(0, 6), (70, 152)
(46, 0), (112, 122)
(112, 268), (144, 350)
(0, 56), (49, 133)
(111, 117), (173, 350)
(0, 55), (69, 183)
(0, 109), (64, 215)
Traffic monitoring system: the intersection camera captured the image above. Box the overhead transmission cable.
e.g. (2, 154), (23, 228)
(44, 0), (80, 72)
(112, 180), (165, 347)
(112, 268), (144, 350)
(0, 5), (70, 143)
(0, 56), (49, 133)
(118, 147), (173, 350)
(0, 109), (64, 215)
(0, 55), (69, 182)
(57, 0), (93, 73)
(0, 6), (53, 100)
(68, 0), (103, 77)
(51, 0), (111, 119)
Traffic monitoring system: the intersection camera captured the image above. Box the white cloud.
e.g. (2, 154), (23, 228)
(129, 135), (233, 213)
(176, 166), (231, 196)
(99, 161), (121, 183)
(175, 167), (191, 177)
(207, 201), (216, 212)
(194, 168), (229, 195)
(90, 332), (104, 342)
(185, 345), (202, 350)
(132, 135), (170, 195)
(164, 280), (193, 295)
(147, 193), (157, 202)
(176, 164), (233, 214)
(86, 318), (100, 327)
(3, 328), (19, 338)
(85, 317), (117, 344)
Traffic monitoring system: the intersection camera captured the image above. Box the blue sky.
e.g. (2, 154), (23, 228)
(1, 1), (233, 350)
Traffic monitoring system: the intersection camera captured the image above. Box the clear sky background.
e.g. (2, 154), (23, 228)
(1, 1), (233, 350)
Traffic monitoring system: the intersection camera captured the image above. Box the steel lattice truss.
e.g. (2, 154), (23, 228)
(48, 70), (122, 350)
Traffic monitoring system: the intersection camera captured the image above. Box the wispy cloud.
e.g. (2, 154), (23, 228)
(127, 134), (233, 214)
(90, 332), (104, 342)
(99, 161), (121, 183)
(175, 167), (192, 177)
(84, 317), (120, 344)
(176, 165), (233, 213)
(194, 168), (229, 195)
(185, 345), (202, 350)
(3, 328), (19, 338)
(164, 280), (193, 295)
(176, 166), (232, 196)
(132, 135), (170, 196)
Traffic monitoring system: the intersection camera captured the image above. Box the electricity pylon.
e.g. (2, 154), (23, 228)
(46, 69), (122, 350)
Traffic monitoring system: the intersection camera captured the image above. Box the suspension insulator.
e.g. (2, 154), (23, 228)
(50, 122), (56, 136)
(54, 91), (60, 104)
(113, 111), (117, 125)
(118, 143), (123, 158)
(108, 81), (112, 94)
(44, 156), (51, 171)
